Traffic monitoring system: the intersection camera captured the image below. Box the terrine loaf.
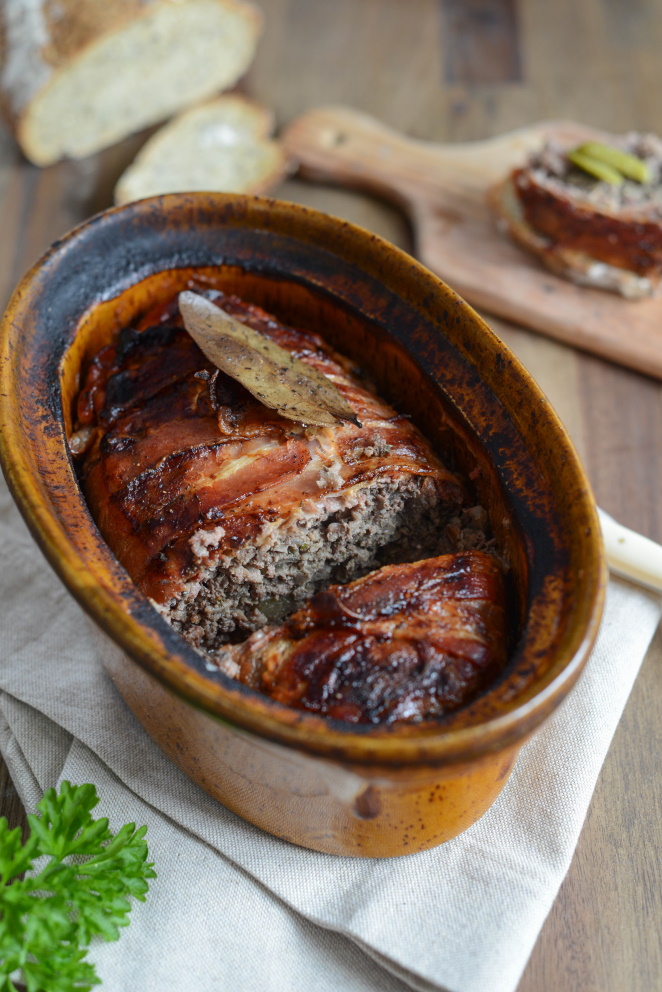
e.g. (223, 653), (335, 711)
(73, 286), (494, 664)
(114, 95), (290, 204)
(489, 132), (662, 298)
(0, 0), (262, 165)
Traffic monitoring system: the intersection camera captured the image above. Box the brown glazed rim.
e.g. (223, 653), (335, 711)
(0, 193), (607, 768)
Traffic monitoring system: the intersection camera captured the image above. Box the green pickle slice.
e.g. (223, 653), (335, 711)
(567, 149), (623, 185)
(568, 141), (652, 185)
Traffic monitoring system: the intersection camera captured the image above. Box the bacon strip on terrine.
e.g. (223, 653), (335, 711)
(216, 550), (507, 724)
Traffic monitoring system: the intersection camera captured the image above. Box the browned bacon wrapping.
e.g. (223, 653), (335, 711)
(218, 550), (507, 724)
(513, 165), (662, 277)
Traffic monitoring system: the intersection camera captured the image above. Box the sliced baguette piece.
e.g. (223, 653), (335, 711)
(0, 0), (262, 166)
(114, 95), (291, 203)
(488, 174), (658, 300)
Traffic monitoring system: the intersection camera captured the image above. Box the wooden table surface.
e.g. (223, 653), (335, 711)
(1, 1), (661, 989)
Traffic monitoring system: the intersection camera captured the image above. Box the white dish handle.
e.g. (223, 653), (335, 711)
(598, 508), (662, 595)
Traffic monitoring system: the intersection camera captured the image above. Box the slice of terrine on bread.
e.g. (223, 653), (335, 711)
(489, 132), (662, 299)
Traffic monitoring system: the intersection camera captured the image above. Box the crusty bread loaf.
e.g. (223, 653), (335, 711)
(114, 94), (290, 204)
(0, 0), (262, 166)
(488, 173), (659, 300)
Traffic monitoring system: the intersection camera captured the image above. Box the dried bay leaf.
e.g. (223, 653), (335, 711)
(179, 291), (361, 427)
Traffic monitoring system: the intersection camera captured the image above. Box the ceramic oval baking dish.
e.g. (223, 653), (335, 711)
(0, 193), (606, 857)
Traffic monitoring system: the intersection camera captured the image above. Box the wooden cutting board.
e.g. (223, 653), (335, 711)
(283, 107), (662, 379)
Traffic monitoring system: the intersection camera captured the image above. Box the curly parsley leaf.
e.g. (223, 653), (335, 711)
(0, 782), (156, 992)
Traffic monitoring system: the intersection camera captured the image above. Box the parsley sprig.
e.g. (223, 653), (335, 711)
(0, 781), (156, 992)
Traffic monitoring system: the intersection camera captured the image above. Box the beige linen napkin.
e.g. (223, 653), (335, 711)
(0, 473), (660, 992)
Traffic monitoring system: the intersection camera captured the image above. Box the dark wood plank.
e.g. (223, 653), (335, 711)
(0, 757), (28, 839)
(580, 358), (662, 542)
(440, 0), (522, 84)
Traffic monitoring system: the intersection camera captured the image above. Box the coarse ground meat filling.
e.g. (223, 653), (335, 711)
(73, 285), (505, 723)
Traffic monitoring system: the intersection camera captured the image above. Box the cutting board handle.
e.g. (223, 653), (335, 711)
(282, 106), (444, 210)
(282, 106), (560, 214)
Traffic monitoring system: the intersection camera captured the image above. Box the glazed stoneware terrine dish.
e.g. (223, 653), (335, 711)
(0, 193), (606, 857)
